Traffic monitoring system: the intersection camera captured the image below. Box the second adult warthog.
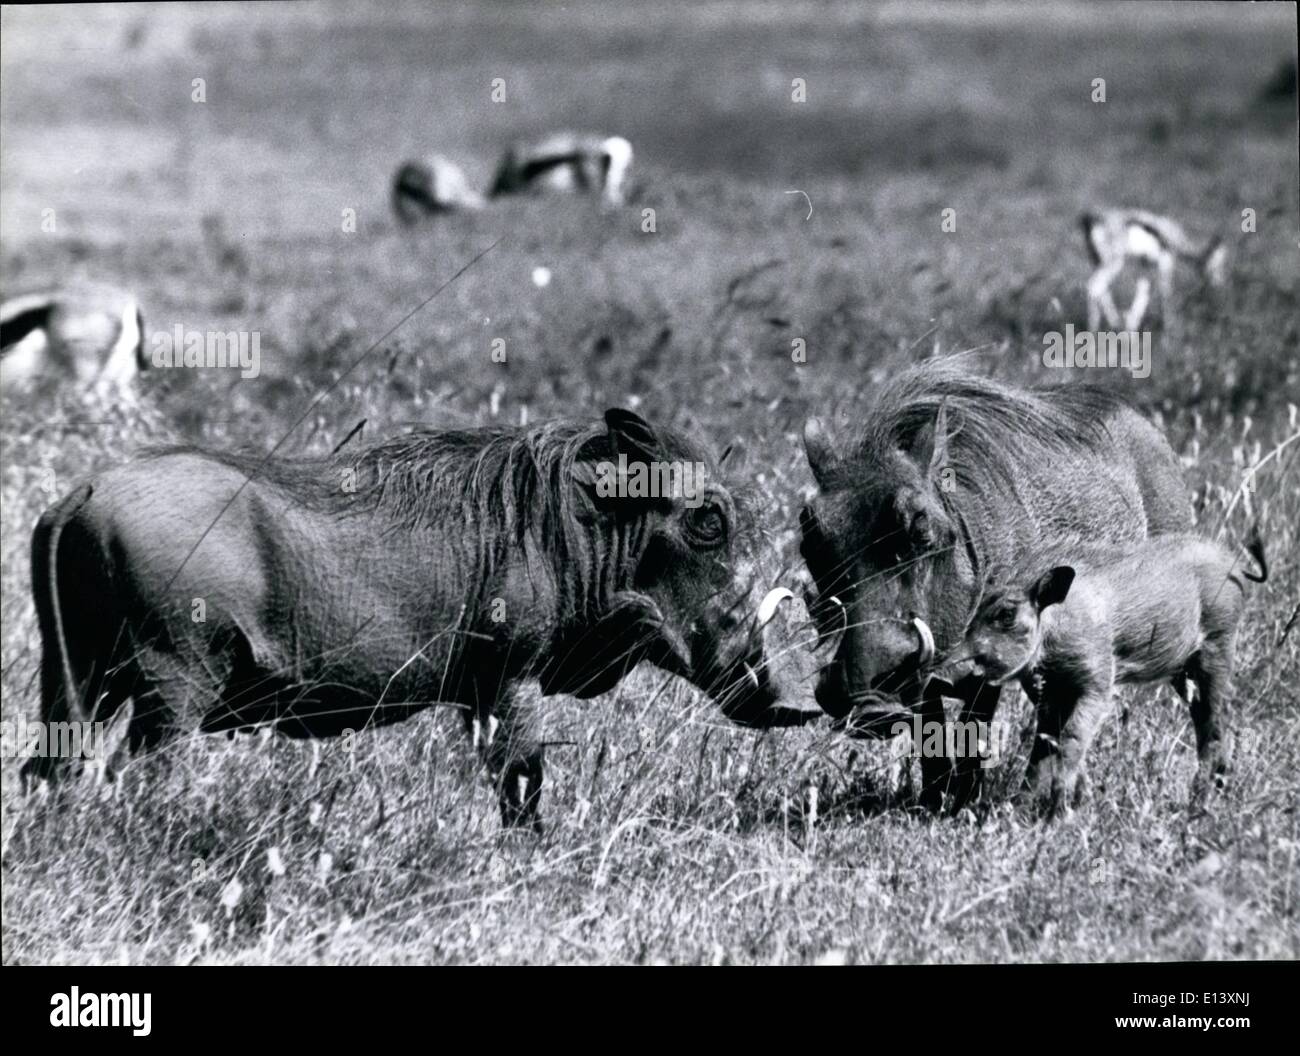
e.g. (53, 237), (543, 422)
(24, 409), (810, 828)
(799, 359), (1192, 808)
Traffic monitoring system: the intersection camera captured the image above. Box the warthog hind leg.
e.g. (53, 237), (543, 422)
(1187, 641), (1233, 795)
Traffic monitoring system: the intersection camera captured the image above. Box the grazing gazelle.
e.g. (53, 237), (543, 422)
(1080, 209), (1228, 332)
(0, 284), (147, 393)
(489, 132), (634, 206)
(392, 155), (486, 224)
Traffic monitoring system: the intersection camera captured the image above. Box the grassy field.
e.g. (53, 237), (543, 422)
(1, 0), (1297, 964)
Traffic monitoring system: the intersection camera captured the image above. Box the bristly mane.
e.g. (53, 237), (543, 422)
(144, 416), (717, 623)
(852, 357), (1130, 499)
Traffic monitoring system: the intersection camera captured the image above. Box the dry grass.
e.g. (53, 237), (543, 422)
(1, 0), (1297, 964)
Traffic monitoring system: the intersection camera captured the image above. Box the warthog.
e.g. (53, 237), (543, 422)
(963, 529), (1267, 816)
(798, 358), (1192, 809)
(23, 409), (811, 828)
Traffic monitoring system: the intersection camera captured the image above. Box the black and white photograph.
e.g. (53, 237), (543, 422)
(1, 0), (1296, 989)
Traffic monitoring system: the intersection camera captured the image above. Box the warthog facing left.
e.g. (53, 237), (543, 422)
(23, 409), (811, 829)
(963, 529), (1267, 816)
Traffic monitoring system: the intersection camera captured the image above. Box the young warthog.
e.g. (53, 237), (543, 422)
(23, 409), (814, 829)
(963, 529), (1267, 816)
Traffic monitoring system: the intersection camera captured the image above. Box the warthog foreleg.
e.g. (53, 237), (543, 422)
(913, 674), (1003, 814)
(916, 683), (950, 813)
(469, 686), (545, 833)
(1024, 686), (1111, 819)
(947, 674), (1003, 812)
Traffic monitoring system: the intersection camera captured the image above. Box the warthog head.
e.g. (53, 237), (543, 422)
(554, 409), (816, 726)
(964, 566), (1076, 685)
(798, 405), (955, 725)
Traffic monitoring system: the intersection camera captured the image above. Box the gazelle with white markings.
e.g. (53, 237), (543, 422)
(489, 132), (634, 206)
(392, 155), (486, 224)
(0, 285), (147, 394)
(1080, 209), (1228, 332)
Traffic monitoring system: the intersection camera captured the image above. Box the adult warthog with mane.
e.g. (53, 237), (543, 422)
(24, 409), (810, 829)
(799, 359), (1191, 809)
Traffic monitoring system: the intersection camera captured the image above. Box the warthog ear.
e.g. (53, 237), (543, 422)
(912, 399), (957, 480)
(1031, 566), (1075, 611)
(605, 407), (662, 464)
(570, 412), (664, 513)
(802, 418), (835, 487)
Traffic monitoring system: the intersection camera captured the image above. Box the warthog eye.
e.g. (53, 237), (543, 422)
(684, 502), (727, 546)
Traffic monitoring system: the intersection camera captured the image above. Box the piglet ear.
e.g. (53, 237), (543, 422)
(1031, 566), (1075, 611)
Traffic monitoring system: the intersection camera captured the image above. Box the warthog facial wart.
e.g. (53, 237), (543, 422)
(1042, 324), (1151, 379)
(150, 325), (261, 379)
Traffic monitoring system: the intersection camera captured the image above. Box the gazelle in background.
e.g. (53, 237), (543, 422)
(1081, 209), (1228, 332)
(392, 155), (487, 224)
(489, 132), (634, 206)
(0, 284), (147, 394)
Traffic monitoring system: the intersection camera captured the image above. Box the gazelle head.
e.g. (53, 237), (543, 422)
(1203, 240), (1229, 288)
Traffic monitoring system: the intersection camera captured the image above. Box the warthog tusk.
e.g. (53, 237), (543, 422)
(743, 662), (761, 691)
(810, 595), (848, 658)
(911, 617), (936, 667)
(756, 586), (795, 629)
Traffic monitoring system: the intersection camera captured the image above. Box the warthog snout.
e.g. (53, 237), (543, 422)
(701, 584), (827, 728)
(814, 611), (935, 732)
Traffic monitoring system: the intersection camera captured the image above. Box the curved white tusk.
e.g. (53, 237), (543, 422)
(743, 662), (761, 691)
(911, 616), (936, 667)
(811, 595), (849, 656)
(756, 586), (795, 629)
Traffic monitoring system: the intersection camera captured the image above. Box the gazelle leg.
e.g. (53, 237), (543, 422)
(1086, 269), (1104, 331)
(1124, 276), (1152, 332)
(1087, 262), (1124, 330)
(1156, 252), (1177, 331)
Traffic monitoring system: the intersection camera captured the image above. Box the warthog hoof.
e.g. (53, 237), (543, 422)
(496, 760), (544, 834)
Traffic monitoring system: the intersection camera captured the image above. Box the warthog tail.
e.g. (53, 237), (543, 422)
(1243, 522), (1268, 583)
(32, 483), (95, 725)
